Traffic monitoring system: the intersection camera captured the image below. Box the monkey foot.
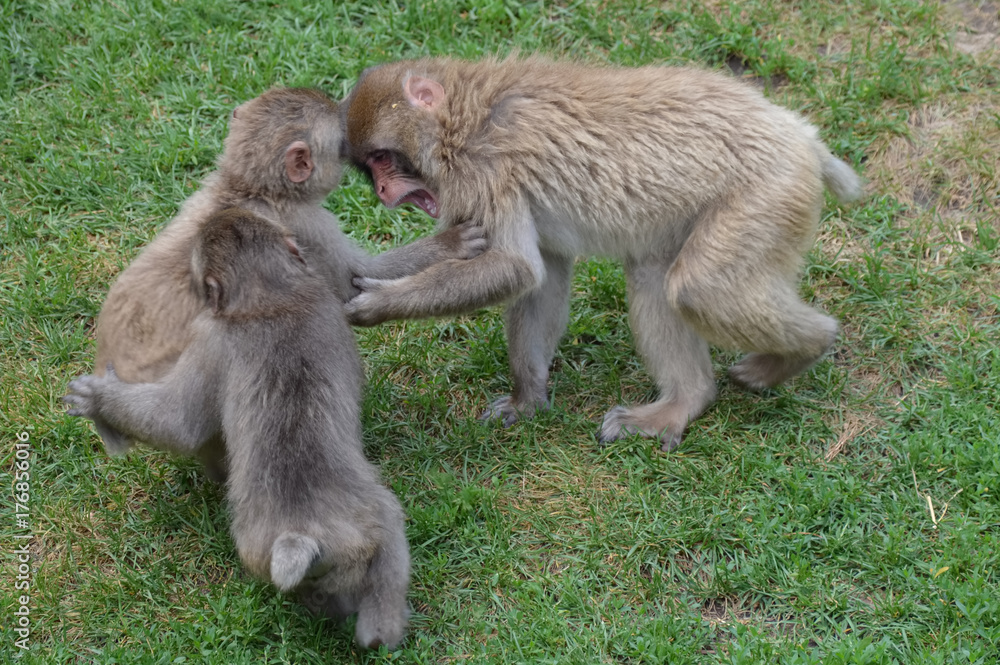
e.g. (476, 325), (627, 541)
(479, 395), (543, 427)
(355, 605), (410, 651)
(729, 352), (816, 391)
(597, 406), (685, 452)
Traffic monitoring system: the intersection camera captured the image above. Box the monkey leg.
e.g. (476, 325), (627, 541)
(727, 313), (837, 390)
(91, 415), (135, 456)
(666, 208), (838, 391)
(354, 497), (410, 650)
(598, 261), (717, 451)
(480, 251), (574, 426)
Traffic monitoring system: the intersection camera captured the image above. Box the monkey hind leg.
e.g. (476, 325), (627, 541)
(354, 499), (411, 650)
(270, 532), (321, 592)
(599, 261), (717, 452)
(667, 222), (838, 391)
(481, 251), (574, 427)
(92, 415), (134, 455)
(683, 281), (837, 390)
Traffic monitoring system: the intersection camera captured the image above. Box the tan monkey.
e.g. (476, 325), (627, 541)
(67, 208), (411, 649)
(91, 87), (486, 475)
(341, 55), (862, 451)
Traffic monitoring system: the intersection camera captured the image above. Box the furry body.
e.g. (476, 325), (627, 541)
(67, 209), (410, 649)
(343, 56), (862, 449)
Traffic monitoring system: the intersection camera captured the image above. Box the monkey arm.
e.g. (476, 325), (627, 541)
(344, 247), (539, 326)
(355, 222), (489, 281)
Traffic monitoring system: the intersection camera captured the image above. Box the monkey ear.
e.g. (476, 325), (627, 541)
(285, 140), (314, 183)
(404, 76), (445, 110)
(205, 275), (223, 313)
(285, 237), (306, 265)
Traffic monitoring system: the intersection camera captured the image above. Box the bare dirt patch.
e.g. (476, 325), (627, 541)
(870, 103), (996, 214)
(699, 595), (801, 642)
(948, 1), (1000, 56)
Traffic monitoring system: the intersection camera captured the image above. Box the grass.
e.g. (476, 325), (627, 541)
(2, 0), (999, 663)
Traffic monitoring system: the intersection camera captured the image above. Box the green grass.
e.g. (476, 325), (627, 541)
(2, 0), (999, 663)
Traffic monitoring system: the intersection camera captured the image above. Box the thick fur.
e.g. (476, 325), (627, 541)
(66, 209), (410, 649)
(92, 87), (486, 473)
(342, 55), (862, 450)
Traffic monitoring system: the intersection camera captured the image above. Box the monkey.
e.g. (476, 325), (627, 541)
(90, 87), (486, 476)
(65, 208), (411, 649)
(340, 55), (863, 451)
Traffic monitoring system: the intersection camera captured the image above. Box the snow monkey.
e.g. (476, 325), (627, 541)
(91, 87), (486, 475)
(341, 56), (862, 451)
(66, 208), (411, 649)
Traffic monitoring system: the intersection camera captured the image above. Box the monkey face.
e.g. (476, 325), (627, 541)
(344, 62), (444, 218)
(365, 150), (439, 218)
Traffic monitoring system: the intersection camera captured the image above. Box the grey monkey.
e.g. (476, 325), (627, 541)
(341, 55), (863, 451)
(66, 208), (410, 649)
(91, 87), (486, 476)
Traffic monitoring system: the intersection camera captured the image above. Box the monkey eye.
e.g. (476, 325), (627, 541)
(369, 150), (391, 165)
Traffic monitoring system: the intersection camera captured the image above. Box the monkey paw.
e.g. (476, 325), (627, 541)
(64, 364), (123, 418)
(345, 278), (397, 326)
(479, 395), (544, 427)
(355, 604), (410, 651)
(63, 374), (105, 419)
(448, 222), (489, 260)
(65, 368), (134, 455)
(729, 352), (818, 391)
(597, 406), (684, 452)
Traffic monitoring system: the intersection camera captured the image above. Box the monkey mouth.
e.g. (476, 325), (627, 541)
(373, 171), (440, 218)
(392, 190), (439, 218)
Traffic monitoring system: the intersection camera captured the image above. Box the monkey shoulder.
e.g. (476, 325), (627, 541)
(173, 178), (225, 220)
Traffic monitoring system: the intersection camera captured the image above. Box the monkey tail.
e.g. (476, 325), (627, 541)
(818, 148), (864, 204)
(270, 532), (321, 592)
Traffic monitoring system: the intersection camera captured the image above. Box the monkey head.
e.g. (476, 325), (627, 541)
(192, 208), (308, 316)
(343, 61), (448, 219)
(219, 88), (344, 204)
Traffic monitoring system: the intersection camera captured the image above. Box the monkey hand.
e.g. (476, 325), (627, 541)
(64, 364), (123, 419)
(345, 277), (400, 326)
(64, 374), (106, 420)
(436, 221), (489, 260)
(64, 365), (134, 455)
